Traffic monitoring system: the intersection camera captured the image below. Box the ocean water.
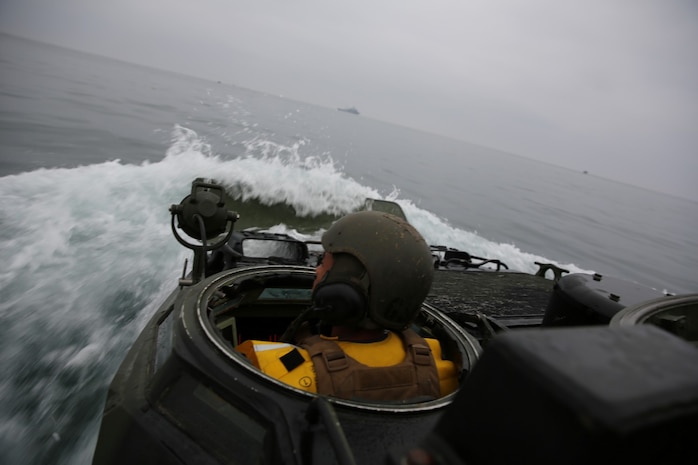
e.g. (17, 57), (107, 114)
(1, 33), (697, 464)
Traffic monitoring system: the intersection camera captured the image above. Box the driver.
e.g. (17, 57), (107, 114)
(236, 211), (458, 402)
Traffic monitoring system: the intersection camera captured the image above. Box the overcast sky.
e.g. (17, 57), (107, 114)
(2, 0), (697, 200)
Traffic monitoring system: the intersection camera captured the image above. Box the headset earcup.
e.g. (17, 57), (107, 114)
(312, 282), (366, 326)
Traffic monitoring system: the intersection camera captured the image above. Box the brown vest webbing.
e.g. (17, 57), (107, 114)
(299, 329), (440, 402)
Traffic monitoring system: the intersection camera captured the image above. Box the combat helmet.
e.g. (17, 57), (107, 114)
(313, 210), (434, 331)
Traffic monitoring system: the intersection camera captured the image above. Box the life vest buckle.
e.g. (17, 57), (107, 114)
(323, 350), (349, 372)
(411, 344), (433, 366)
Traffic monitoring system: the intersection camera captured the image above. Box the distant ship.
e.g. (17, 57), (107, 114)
(337, 106), (360, 115)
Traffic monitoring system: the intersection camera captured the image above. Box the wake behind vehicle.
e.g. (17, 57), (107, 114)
(92, 179), (698, 465)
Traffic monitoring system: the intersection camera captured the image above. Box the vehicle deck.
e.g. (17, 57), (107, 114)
(427, 271), (554, 328)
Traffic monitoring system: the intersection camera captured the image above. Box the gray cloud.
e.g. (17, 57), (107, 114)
(2, 0), (696, 199)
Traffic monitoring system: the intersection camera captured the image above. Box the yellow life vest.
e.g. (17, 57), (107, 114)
(236, 331), (458, 397)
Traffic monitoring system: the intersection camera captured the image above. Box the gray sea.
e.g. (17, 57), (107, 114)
(1, 33), (697, 464)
